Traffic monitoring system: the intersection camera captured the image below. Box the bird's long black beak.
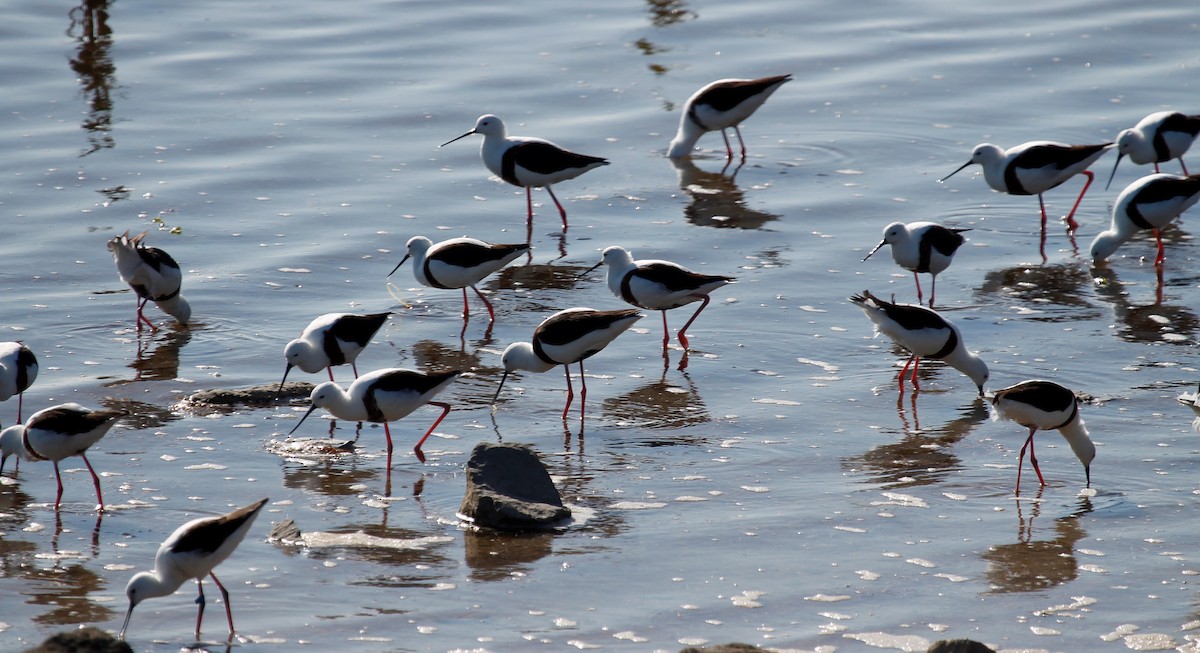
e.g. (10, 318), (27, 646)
(862, 240), (886, 262)
(491, 371), (510, 405)
(388, 253), (412, 278)
(1104, 152), (1125, 191)
(288, 404), (318, 436)
(938, 160), (973, 183)
(119, 604), (134, 640)
(277, 363), (294, 394)
(440, 130), (476, 148)
(577, 261), (604, 281)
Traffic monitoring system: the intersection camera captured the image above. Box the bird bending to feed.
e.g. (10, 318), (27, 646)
(1107, 110), (1200, 187)
(1090, 173), (1200, 265)
(279, 312), (391, 390)
(939, 140), (1111, 232)
(288, 367), (461, 463)
(849, 290), (988, 395)
(583, 246), (733, 349)
(494, 307), (642, 419)
(989, 380), (1094, 494)
(0, 403), (123, 511)
(120, 497), (268, 641)
(0, 341), (37, 425)
(1177, 382), (1200, 430)
(668, 74), (792, 160)
(108, 231), (191, 330)
(862, 221), (968, 307)
(388, 236), (529, 323)
(441, 115), (609, 230)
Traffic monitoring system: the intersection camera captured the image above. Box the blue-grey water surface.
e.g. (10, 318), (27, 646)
(2, 1), (1200, 651)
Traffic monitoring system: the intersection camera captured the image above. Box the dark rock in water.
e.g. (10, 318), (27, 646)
(459, 442), (570, 530)
(180, 381), (315, 412)
(268, 517), (302, 544)
(23, 627), (133, 653)
(679, 644), (768, 653)
(927, 640), (997, 653)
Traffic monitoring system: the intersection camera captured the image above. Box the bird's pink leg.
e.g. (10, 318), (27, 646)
(16, 392), (23, 423)
(210, 572), (235, 637)
(327, 368), (335, 382)
(1016, 427), (1046, 495)
(193, 579), (207, 639)
(381, 421), (394, 455)
(460, 288), (471, 319)
(526, 186), (535, 223)
(1062, 170), (1093, 232)
(1154, 162), (1161, 174)
(383, 421), (395, 468)
(1154, 228), (1166, 266)
(1037, 195), (1050, 263)
(81, 453), (104, 512)
(471, 285), (496, 323)
(910, 356), (922, 391)
(413, 401), (451, 460)
(898, 355), (914, 385)
(720, 129), (734, 160)
(577, 361), (587, 420)
(660, 311), (671, 349)
(52, 462), (64, 510)
(913, 272), (924, 305)
(677, 294), (713, 350)
(560, 364), (574, 420)
(545, 186), (569, 230)
(1181, 158), (1190, 175)
(929, 275), (937, 308)
(136, 297), (157, 332)
(733, 125), (748, 160)
(350, 363), (359, 379)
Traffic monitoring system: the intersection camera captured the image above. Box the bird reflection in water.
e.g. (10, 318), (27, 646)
(1091, 263), (1198, 344)
(671, 157), (779, 230)
(98, 398), (178, 431)
(645, 0), (695, 27)
(27, 561), (115, 627)
(976, 262), (1096, 319)
(845, 397), (991, 490)
(982, 493), (1093, 593)
(601, 369), (710, 432)
(123, 329), (191, 384)
(67, 0), (117, 157)
(52, 510), (104, 559)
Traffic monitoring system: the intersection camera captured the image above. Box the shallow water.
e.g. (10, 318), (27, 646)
(3, 1), (1200, 652)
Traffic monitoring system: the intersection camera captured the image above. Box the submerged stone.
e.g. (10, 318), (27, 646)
(679, 644), (769, 653)
(459, 442), (570, 531)
(24, 627), (132, 653)
(180, 381), (315, 412)
(927, 640), (997, 653)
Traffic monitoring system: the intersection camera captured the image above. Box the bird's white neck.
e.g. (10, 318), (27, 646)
(503, 343), (558, 374)
(313, 383), (371, 421)
(667, 122), (703, 159)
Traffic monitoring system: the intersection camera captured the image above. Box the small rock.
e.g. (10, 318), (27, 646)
(459, 442), (570, 530)
(180, 381), (314, 412)
(679, 644), (769, 653)
(927, 640), (997, 653)
(268, 517), (302, 544)
(24, 626), (132, 653)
